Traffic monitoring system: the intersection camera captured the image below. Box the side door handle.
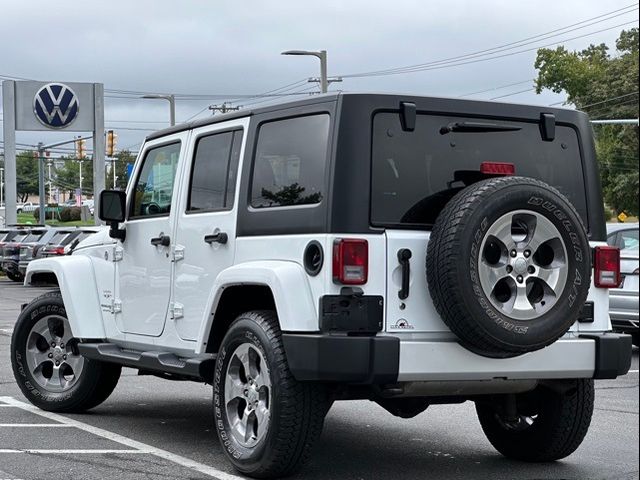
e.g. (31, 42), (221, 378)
(150, 234), (171, 247)
(204, 231), (228, 245)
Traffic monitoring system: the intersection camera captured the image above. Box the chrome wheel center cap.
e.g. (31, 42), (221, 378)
(513, 257), (528, 275)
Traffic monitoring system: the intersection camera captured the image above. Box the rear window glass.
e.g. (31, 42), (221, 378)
(371, 113), (588, 228)
(76, 232), (96, 242)
(48, 232), (71, 245)
(24, 231), (46, 243)
(11, 232), (28, 242)
(251, 114), (329, 208)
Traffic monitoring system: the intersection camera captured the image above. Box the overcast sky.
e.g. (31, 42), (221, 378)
(1, 0), (638, 155)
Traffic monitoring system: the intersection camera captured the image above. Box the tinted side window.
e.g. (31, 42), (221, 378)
(187, 130), (243, 212)
(131, 142), (181, 218)
(251, 114), (329, 208)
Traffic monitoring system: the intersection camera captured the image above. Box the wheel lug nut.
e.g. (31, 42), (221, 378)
(48, 353), (53, 358)
(506, 265), (513, 273)
(510, 250), (517, 257)
(244, 390), (248, 397)
(51, 342), (56, 347)
(517, 275), (523, 283)
(527, 266), (535, 274)
(524, 250), (531, 258)
(63, 355), (67, 360)
(55, 361), (60, 366)
(60, 343), (64, 348)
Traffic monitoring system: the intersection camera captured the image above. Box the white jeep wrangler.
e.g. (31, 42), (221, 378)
(12, 93), (632, 478)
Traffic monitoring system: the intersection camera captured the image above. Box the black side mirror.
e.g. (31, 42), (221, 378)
(99, 190), (127, 241)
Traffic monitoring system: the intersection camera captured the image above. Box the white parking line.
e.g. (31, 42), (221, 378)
(0, 424), (72, 428)
(0, 396), (243, 480)
(0, 329), (13, 336)
(0, 449), (145, 454)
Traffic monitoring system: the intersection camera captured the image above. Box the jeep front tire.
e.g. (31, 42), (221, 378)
(11, 291), (121, 412)
(214, 310), (327, 478)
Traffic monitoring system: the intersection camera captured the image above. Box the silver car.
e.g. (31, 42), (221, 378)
(607, 223), (639, 346)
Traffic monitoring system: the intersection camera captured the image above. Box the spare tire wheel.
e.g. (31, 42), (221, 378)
(426, 176), (591, 358)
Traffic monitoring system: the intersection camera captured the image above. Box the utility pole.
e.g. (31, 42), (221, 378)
(37, 142), (46, 224)
(47, 161), (53, 204)
(0, 166), (4, 208)
(209, 103), (241, 115)
(308, 76), (342, 91)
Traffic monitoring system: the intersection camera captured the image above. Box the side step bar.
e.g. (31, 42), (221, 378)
(78, 343), (216, 383)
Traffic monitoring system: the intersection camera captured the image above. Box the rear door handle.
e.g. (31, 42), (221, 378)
(397, 248), (412, 300)
(150, 234), (171, 247)
(204, 231), (228, 245)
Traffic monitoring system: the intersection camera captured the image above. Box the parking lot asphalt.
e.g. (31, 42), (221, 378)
(0, 277), (638, 480)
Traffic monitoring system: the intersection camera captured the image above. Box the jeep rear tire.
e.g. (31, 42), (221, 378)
(476, 379), (594, 461)
(11, 291), (121, 412)
(213, 310), (327, 479)
(426, 176), (591, 358)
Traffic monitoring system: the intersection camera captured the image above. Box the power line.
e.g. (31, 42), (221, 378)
(340, 19), (638, 79)
(459, 79), (534, 97)
(581, 91), (639, 109)
(490, 88), (536, 100)
(338, 4), (638, 78)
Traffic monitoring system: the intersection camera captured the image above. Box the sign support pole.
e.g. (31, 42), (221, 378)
(93, 83), (105, 224)
(2, 81), (17, 225)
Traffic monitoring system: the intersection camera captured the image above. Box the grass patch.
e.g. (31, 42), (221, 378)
(15, 212), (94, 227)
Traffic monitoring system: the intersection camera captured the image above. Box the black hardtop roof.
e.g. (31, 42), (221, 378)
(145, 92), (588, 141)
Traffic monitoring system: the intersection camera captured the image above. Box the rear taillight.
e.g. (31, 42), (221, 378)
(480, 162), (515, 176)
(53, 247), (65, 255)
(594, 246), (621, 288)
(333, 239), (368, 285)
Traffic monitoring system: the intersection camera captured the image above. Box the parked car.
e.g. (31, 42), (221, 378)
(13, 93), (632, 478)
(0, 226), (35, 281)
(35, 228), (100, 260)
(18, 228), (60, 276)
(2, 227), (52, 282)
(607, 223), (639, 346)
(16, 202), (38, 214)
(82, 199), (95, 215)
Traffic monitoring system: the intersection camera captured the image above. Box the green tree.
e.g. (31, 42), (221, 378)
(16, 151), (39, 202)
(534, 28), (639, 216)
(53, 155), (93, 198)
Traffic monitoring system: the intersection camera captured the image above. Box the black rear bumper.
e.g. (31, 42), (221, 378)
(282, 332), (633, 384)
(579, 332), (633, 379)
(282, 334), (399, 384)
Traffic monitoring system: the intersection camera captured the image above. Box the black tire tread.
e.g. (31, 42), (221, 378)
(476, 379), (594, 462)
(11, 290), (121, 413)
(220, 310), (326, 478)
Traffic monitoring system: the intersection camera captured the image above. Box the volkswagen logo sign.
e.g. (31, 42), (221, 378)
(33, 83), (79, 129)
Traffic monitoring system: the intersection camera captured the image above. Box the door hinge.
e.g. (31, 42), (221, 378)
(113, 247), (124, 262)
(170, 302), (184, 319)
(172, 245), (185, 262)
(111, 299), (122, 314)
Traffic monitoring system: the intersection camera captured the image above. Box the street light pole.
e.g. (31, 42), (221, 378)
(142, 94), (176, 126)
(281, 50), (329, 93)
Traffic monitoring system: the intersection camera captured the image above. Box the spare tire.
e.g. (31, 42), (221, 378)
(426, 176), (591, 358)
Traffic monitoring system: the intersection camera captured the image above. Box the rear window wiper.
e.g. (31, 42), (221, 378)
(440, 121), (522, 135)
